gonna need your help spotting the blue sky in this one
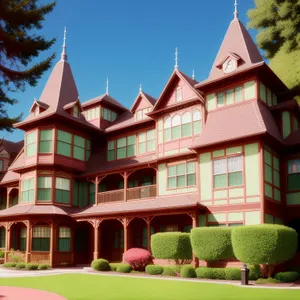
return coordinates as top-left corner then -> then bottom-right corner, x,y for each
4,0 -> 261,142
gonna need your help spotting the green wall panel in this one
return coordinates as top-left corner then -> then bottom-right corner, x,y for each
282,111 -> 291,138
200,153 -> 212,200
245,143 -> 259,196
287,192 -> 300,205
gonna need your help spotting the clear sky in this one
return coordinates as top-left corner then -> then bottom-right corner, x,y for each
4,0 -> 261,142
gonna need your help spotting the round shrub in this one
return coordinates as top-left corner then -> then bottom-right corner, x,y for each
191,227 -> 234,261
232,225 -> 298,265
15,262 -> 26,270
224,268 -> 241,280
116,263 -> 132,273
180,265 -> 196,278
91,258 -> 110,271
275,272 -> 300,282
146,265 -> 164,275
3,262 -> 16,268
162,267 -> 177,277
249,265 -> 261,280
123,248 -> 152,271
151,232 -> 192,260
25,263 -> 38,270
109,263 -> 118,271
38,264 -> 50,270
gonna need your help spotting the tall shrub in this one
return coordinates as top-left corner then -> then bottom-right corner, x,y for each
190,227 -> 234,261
151,232 -> 192,264
232,225 -> 298,277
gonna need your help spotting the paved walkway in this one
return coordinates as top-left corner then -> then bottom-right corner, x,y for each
0,286 -> 66,299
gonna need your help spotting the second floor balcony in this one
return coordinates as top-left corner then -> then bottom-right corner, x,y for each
97,168 -> 156,204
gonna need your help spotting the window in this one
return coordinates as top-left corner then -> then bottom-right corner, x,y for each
86,140 -> 91,161
73,105 -> 79,118
217,92 -> 224,106
138,129 -> 156,154
20,227 -> 26,251
73,135 -> 85,161
213,155 -> 243,188
135,107 -> 151,121
32,226 -> 50,251
21,178 -> 35,202
0,160 -> 3,171
107,140 -> 115,161
85,107 -> 100,120
111,135 -> 136,160
0,227 -> 5,248
164,116 -> 171,142
25,131 -> 37,156
288,159 -> 300,191
175,87 -> 182,102
37,177 -> 52,202
182,112 -> 192,137
57,130 -> 72,157
89,183 -> 95,205
259,82 -> 277,106
167,161 -> 196,188
193,110 -> 202,134
171,115 -> 181,139
55,177 -> 70,204
39,130 -> 52,153
102,108 -> 118,122
264,148 -> 280,200
114,229 -> 124,249
58,227 -> 71,252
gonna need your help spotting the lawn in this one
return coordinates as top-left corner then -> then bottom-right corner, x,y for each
0,274 -> 300,300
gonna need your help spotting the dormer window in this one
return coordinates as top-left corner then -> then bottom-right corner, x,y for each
223,58 -> 237,73
34,106 -> 39,117
175,87 -> 182,102
73,105 -> 79,118
135,107 -> 151,121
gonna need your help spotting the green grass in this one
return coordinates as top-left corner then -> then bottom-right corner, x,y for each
0,274 -> 300,300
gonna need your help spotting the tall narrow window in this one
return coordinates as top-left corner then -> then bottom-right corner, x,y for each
55,177 -> 70,204
21,178 -> 35,203
117,137 -> 126,159
108,141 -> 115,161
164,116 -> 171,142
138,132 -> 146,154
288,159 -> 300,191
0,227 -> 5,248
57,130 -> 72,157
73,105 -> 79,118
86,140 -> 91,161
193,110 -> 202,134
58,227 -> 71,252
32,226 -> 50,251
226,89 -> 234,104
138,130 -> 156,154
167,162 -> 196,188
175,87 -> 182,102
181,112 -> 192,137
39,130 -> 52,153
25,131 -> 37,156
73,135 -> 85,161
235,86 -> 243,102
171,115 -> 181,139
19,227 -> 26,251
0,160 -> 3,171
217,92 -> 225,106
37,177 -> 52,202
89,183 -> 95,205
260,83 -> 266,103
127,135 -> 136,157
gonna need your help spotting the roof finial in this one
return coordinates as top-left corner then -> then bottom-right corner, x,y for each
192,70 -> 195,80
61,27 -> 67,61
174,47 -> 178,70
139,84 -> 142,93
234,0 -> 238,19
106,77 -> 109,95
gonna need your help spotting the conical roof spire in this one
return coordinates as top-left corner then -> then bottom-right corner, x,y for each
234,0 -> 238,19
174,47 -> 178,70
61,27 -> 67,61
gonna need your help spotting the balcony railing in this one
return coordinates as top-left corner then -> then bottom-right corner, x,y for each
97,185 -> 157,204
127,185 -> 156,201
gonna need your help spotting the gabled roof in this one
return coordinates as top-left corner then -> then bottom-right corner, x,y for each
30,100 -> 49,112
191,100 -> 282,149
152,69 -> 203,112
63,98 -> 83,112
198,18 -> 264,86
0,139 -> 23,155
81,94 -> 128,112
0,170 -> 20,185
130,91 -> 156,112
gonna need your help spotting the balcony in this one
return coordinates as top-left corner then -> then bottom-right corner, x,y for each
97,185 -> 157,204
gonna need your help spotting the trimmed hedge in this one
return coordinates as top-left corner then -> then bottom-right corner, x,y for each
231,225 -> 298,265
195,267 -> 225,280
151,232 -> 192,260
3,262 -> 17,268
224,268 -> 241,280
109,263 -> 119,271
191,228 -> 234,261
145,265 -> 164,275
275,272 -> 300,283
256,277 -> 280,284
15,262 -> 26,270
180,265 -> 196,278
123,248 -> 152,271
91,259 -> 110,271
38,264 -> 50,270
249,265 -> 261,280
116,263 -> 132,273
25,263 -> 39,270
162,267 -> 177,277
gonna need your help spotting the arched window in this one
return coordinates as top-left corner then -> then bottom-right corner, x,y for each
164,116 -> 172,142
193,110 -> 202,134
175,87 -> 182,102
171,115 -> 181,139
181,112 -> 192,137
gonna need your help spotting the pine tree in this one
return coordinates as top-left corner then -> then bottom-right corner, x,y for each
0,0 -> 56,132
248,0 -> 300,91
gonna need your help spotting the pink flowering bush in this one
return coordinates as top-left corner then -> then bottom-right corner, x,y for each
123,248 -> 153,271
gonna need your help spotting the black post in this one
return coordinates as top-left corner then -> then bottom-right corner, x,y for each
241,263 -> 249,285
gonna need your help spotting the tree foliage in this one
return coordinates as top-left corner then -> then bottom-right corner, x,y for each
0,0 -> 56,131
248,0 -> 300,91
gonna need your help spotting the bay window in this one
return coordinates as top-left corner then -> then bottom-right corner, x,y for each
25,131 -> 37,156
167,161 -> 196,188
57,130 -> 72,157
32,226 -> 50,251
73,135 -> 85,161
39,129 -> 52,153
37,177 -> 52,201
21,178 -> 35,203
58,227 -> 71,252
55,177 -> 70,204
213,155 -> 243,188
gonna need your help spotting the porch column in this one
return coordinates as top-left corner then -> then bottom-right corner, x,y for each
93,221 -> 99,261
26,221 -> 31,263
6,188 -> 10,209
49,223 -> 55,267
147,217 -> 151,252
4,223 -> 11,262
124,172 -> 128,202
123,218 -> 128,254
95,177 -> 99,205
192,213 -> 199,268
